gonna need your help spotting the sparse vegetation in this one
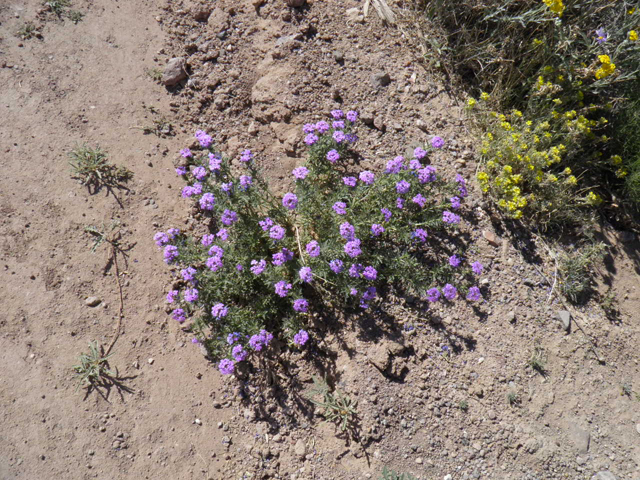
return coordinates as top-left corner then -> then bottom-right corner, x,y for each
17,22 -> 38,40
558,241 -> 606,303
73,341 -> 115,390
69,144 -> 132,191
44,0 -> 71,17
507,391 -> 520,407
379,467 -> 417,480
145,67 -> 163,82
304,376 -> 358,433
67,10 -> 84,24
622,382 -> 633,397
458,399 -> 469,412
528,346 -> 547,375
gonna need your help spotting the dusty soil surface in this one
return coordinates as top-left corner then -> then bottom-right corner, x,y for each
1,0 -> 640,480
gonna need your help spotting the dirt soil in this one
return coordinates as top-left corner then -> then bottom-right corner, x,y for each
1,1 -> 640,480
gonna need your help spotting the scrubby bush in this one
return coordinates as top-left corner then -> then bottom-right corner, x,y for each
155,112 -> 485,375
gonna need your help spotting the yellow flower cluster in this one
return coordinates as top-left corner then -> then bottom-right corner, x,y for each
595,55 -> 616,80
630,30 -> 638,41
543,0 -> 564,17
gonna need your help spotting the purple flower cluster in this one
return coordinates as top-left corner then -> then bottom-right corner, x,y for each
166,290 -> 179,303
199,192 -> 216,211
316,121 -> 329,134
182,183 -> 203,198
272,248 -> 294,266
467,286 -> 482,301
340,222 -> 355,241
346,110 -> 358,122
450,196 -> 461,210
208,153 -> 221,171
239,175 -> 252,190
385,156 -> 405,174
396,180 -> 410,194
293,298 -> 309,313
362,266 -> 377,281
427,288 -> 440,302
282,192 -> 298,210
192,166 -> 207,181
249,330 -> 273,351
417,166 -> 437,184
221,182 -> 233,194
443,283 -> 457,300
293,166 -> 309,180
259,217 -> 273,231
250,259 -> 267,275
221,209 -> 238,226
371,224 -> 385,236
164,245 -> 179,264
195,130 -> 212,148
344,238 -> 362,258
442,211 -> 461,224
299,266 -> 313,283
359,171 -> 375,185
269,225 -> 285,241
396,198 -> 405,209
414,147 -> 427,159
240,150 -> 253,163
381,208 -> 392,222
293,329 -> 309,346
202,234 -> 215,246
180,148 -> 192,158
181,266 -> 197,283
217,228 -> 229,241
172,308 -> 186,323
218,359 -> 235,375
154,232 -> 169,247
176,166 -> 187,176
456,174 -> 468,197
333,201 -> 347,215
329,259 -> 344,273
472,261 -> 483,275
211,302 -> 228,318
449,254 -> 461,268
274,280 -> 292,297
305,133 -> 319,145
327,149 -> 340,163
232,345 -> 247,361
331,109 -> 344,119
412,194 -> 427,208
413,228 -> 428,242
343,176 -> 357,187
349,263 -> 364,278
431,136 -> 445,149
306,241 -> 320,257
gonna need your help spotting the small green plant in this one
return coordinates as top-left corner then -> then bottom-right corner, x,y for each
17,22 -> 38,40
73,341 -> 115,390
69,144 -> 132,191
132,117 -> 173,137
66,10 -> 84,23
458,399 -> 469,412
45,0 -> 71,16
507,391 -> 520,407
528,346 -> 547,375
304,376 -> 358,433
145,67 -> 163,82
558,242 -> 606,303
622,382 -> 633,397
379,467 -> 417,480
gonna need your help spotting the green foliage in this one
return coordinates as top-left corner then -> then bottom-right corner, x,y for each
558,241 -> 606,303
17,22 -> 38,40
145,67 -> 164,82
304,376 -> 358,433
528,345 -> 547,375
379,467 -> 417,480
45,0 -> 71,16
622,382 -> 633,397
458,399 -> 469,412
69,144 -> 132,190
73,341 -> 115,390
67,10 -> 84,23
507,391 -> 520,407
160,117 -> 482,366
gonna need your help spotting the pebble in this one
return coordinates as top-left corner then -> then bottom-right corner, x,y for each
162,57 -> 187,86
415,457 -> 423,464
371,71 -> 391,88
195,418 -> 202,425
482,230 -> 501,247
557,310 -> 571,332
148,358 -> 154,365
294,439 -> 306,459
591,472 -> 617,480
333,51 -> 344,63
506,310 -> 516,323
487,410 -> 497,420
636,424 -> 640,435
444,475 -> 453,480
85,296 -> 101,307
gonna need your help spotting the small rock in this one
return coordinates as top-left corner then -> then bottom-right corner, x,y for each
444,475 -> 453,480
112,440 -> 121,449
482,230 -> 501,247
285,0 -> 306,6
523,278 -> 535,287
333,51 -> 344,63
162,58 -> 187,87
192,6 -> 211,21
415,457 -> 423,464
243,409 -> 256,422
557,310 -> 571,332
636,424 -> 640,435
148,358 -> 154,365
524,437 -> 541,454
569,424 -> 590,454
506,310 -> 516,323
371,71 -> 391,88
195,419 -> 202,425
85,297 -> 101,307
294,439 -> 306,459
487,410 -> 497,420
591,472 -> 617,480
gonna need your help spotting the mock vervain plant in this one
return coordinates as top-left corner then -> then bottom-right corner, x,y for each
155,110 -> 485,375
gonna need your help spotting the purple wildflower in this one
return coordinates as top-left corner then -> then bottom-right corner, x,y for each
166,290 -> 179,303
396,198 -> 405,209
339,222 -> 355,241
412,194 -> 427,208
315,121 -> 330,134
184,288 -> 199,302
359,171 -> 375,185
211,303 -> 228,318
362,286 -> 377,301
299,266 -> 313,283
192,166 -> 207,181
413,228 -> 428,242
172,308 -> 186,323
221,209 -> 238,226
344,238 -> 362,258
176,166 -> 187,176
329,259 -> 344,273
282,192 -> 298,210
154,232 -> 169,247
199,192 -> 216,211
306,240 -> 320,257
333,131 -> 346,143
239,175 -> 252,190
333,201 -> 347,215
303,123 -> 316,134
332,120 -> 345,130
208,245 -> 224,258
236,264 -> 243,271
396,180 -> 410,194
293,330 -> 309,346
221,182 -> 233,193
350,288 -> 358,296
467,286 -> 482,301
331,109 -> 344,119
346,110 -> 358,122
442,211 -> 461,224
250,259 -> 267,275
431,136 -> 445,149
293,166 -> 309,180
326,149 -> 340,163
414,147 -> 427,159
362,266 -> 377,281
381,208 -> 392,222
195,130 -> 212,148
164,245 -> 179,264
293,298 -> 309,313
385,156 -> 404,174
201,234 -> 215,246
349,263 -> 364,278
269,225 -> 285,241
443,283 -> 457,301
417,166 -> 437,183
208,153 -> 222,171
206,256 -> 223,272
472,261 -> 483,275
409,159 -> 423,170
426,288 -> 440,303
217,228 -> 229,241
218,359 -> 235,375
274,281 -> 292,297
450,196 -> 461,210
232,345 -> 247,362
167,228 -> 180,239
343,176 -> 357,187
181,185 -> 197,198
595,27 -> 608,44
305,133 -> 319,145
240,150 -> 253,163
449,254 -> 461,268
180,148 -> 192,158
371,224 -> 385,236
181,266 -> 197,283
259,217 -> 274,232
227,332 -> 241,345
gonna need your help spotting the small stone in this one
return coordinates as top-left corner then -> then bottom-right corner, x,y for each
85,297 -> 101,307
415,457 -> 423,464
243,409 -> 256,422
524,437 -> 541,454
333,51 -> 344,63
523,278 -> 535,287
371,71 -> 391,88
591,472 -> 617,480
99,426 -> 106,432
162,58 -> 187,87
192,6 -> 211,21
636,424 -> 640,435
112,440 -> 121,449
444,475 -> 453,480
557,310 -> 571,332
294,439 -> 306,459
569,424 -> 590,454
482,230 -> 501,247
285,0 -> 306,6
148,358 -> 154,365
487,410 -> 497,420
506,310 -> 516,323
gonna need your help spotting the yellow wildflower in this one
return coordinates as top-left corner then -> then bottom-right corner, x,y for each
611,155 -> 623,165
616,168 -> 628,178
630,30 -> 638,41
467,98 -> 477,107
566,175 -> 577,185
480,92 -> 490,101
586,191 -> 602,205
563,167 -> 572,175
595,55 -> 616,79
